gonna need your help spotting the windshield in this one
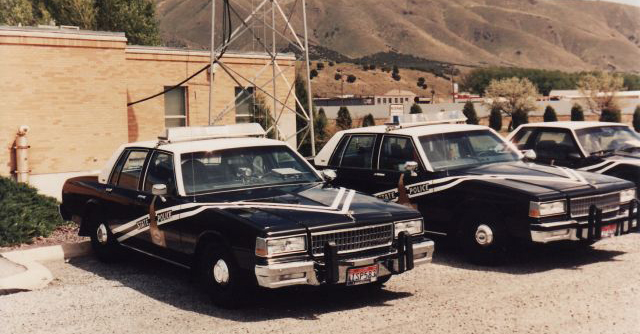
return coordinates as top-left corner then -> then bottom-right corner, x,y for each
181,145 -> 321,195
575,126 -> 640,155
419,130 -> 520,171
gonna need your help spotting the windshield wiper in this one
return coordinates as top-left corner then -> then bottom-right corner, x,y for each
590,149 -> 615,157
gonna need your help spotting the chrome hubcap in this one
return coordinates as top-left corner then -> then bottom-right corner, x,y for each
475,224 -> 494,246
96,224 -> 108,245
213,259 -> 230,285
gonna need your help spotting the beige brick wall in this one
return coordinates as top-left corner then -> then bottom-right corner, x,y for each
0,29 -> 128,176
0,28 -> 297,178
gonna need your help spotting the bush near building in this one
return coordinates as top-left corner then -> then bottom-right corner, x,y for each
571,103 -> 585,121
336,106 -> 353,130
462,101 -> 479,125
489,106 -> 502,132
362,113 -> 376,127
634,105 -> 640,132
543,105 -> 558,122
0,176 -> 65,247
410,103 -> 423,114
600,107 -> 621,123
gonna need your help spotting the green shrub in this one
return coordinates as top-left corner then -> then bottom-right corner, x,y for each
361,113 -> 376,127
410,103 -> 423,114
489,106 -> 502,132
543,105 -> 558,122
570,103 -> 584,121
462,101 -> 479,125
510,109 -> 529,131
336,106 -> 353,130
600,107 -> 621,122
0,176 -> 65,246
633,105 -> 640,132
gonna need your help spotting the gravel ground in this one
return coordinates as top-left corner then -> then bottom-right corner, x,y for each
2,234 -> 640,334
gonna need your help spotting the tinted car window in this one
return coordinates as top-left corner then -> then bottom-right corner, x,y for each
379,136 -> 417,171
117,150 -> 148,190
511,128 -> 535,149
143,151 -> 176,195
328,135 -> 350,167
575,126 -> 640,154
533,130 -> 578,160
340,135 -> 376,169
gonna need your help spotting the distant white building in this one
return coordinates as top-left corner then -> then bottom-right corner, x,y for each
549,90 -> 640,101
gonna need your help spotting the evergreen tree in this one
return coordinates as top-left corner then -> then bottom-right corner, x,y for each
489,106 -> 502,132
96,0 -> 161,45
634,105 -> 640,132
410,103 -> 423,114
315,108 -> 328,149
295,75 -> 316,155
543,105 -> 558,122
570,103 -> 585,121
336,106 -> 352,130
310,69 -> 318,79
361,113 -> 375,127
510,109 -> 529,131
346,74 -> 357,83
462,101 -> 479,124
600,107 -> 621,123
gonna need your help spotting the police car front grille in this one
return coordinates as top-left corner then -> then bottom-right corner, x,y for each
310,224 -> 393,256
570,192 -> 621,218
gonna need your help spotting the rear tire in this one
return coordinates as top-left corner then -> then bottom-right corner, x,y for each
197,243 -> 250,308
460,215 -> 508,265
88,213 -> 122,263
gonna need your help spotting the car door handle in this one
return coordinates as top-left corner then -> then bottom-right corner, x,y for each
137,194 -> 147,200
374,173 -> 385,177
105,187 -> 113,193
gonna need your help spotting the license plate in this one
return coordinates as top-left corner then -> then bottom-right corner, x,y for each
346,264 -> 379,286
601,224 -> 617,238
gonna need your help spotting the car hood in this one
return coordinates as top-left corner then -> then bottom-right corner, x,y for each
192,183 -> 420,233
457,161 -> 632,199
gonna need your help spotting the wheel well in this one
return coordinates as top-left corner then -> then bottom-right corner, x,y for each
193,232 -> 229,267
454,201 -> 504,236
78,200 -> 100,236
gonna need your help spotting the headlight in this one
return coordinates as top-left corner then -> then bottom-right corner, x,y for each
394,219 -> 423,237
529,200 -> 566,218
255,236 -> 306,257
620,189 -> 636,203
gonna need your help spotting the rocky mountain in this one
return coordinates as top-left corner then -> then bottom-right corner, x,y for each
155,0 -> 640,72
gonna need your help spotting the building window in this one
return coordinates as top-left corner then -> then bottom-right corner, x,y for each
164,86 -> 187,128
383,98 -> 387,104
377,98 -> 381,104
394,98 -> 399,103
235,86 -> 255,123
405,97 -> 409,102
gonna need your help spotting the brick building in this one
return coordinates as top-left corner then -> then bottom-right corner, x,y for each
0,26 -> 296,196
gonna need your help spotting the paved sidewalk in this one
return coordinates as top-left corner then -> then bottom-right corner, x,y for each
0,256 -> 25,278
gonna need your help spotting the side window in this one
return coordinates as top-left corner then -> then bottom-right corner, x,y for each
379,136 -> 418,171
328,135 -> 350,167
143,152 -> 176,195
511,128 -> 535,150
340,135 -> 376,169
116,150 -> 149,190
109,151 -> 129,185
533,130 -> 578,160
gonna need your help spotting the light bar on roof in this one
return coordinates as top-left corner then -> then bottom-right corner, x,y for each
387,111 -> 467,130
158,123 -> 266,142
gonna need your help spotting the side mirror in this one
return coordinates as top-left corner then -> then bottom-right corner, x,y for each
152,184 -> 167,196
404,161 -> 418,177
568,152 -> 581,160
321,169 -> 337,182
522,150 -> 537,161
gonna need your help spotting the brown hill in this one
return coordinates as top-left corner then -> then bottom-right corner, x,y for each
155,0 -> 640,73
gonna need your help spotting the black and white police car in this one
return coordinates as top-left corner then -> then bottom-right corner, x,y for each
313,113 -> 638,264
508,121 -> 640,188
59,124 -> 434,307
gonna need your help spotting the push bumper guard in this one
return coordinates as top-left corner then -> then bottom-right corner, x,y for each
255,233 -> 434,289
531,201 -> 640,244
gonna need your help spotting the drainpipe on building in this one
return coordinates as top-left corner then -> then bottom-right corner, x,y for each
14,125 -> 30,183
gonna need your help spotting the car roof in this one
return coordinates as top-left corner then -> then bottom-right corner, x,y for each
517,121 -> 628,130
337,123 -> 489,137
122,137 -> 288,154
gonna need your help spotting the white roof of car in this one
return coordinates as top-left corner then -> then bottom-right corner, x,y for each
123,137 -> 286,154
517,121 -> 627,130
337,123 -> 489,137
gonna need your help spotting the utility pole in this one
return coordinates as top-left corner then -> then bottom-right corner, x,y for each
208,0 -> 216,125
450,65 -> 456,103
271,0 -> 278,139
302,0 -> 315,155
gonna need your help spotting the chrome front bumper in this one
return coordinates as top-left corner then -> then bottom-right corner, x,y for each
254,239 -> 435,289
531,212 -> 637,244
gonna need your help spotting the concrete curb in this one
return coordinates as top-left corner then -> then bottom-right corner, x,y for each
0,241 -> 92,293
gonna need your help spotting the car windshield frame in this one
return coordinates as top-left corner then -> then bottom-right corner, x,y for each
575,126 -> 640,155
180,145 -> 322,195
419,129 -> 521,171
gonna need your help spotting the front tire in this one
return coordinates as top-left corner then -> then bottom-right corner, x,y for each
460,217 -> 508,265
197,243 -> 250,308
